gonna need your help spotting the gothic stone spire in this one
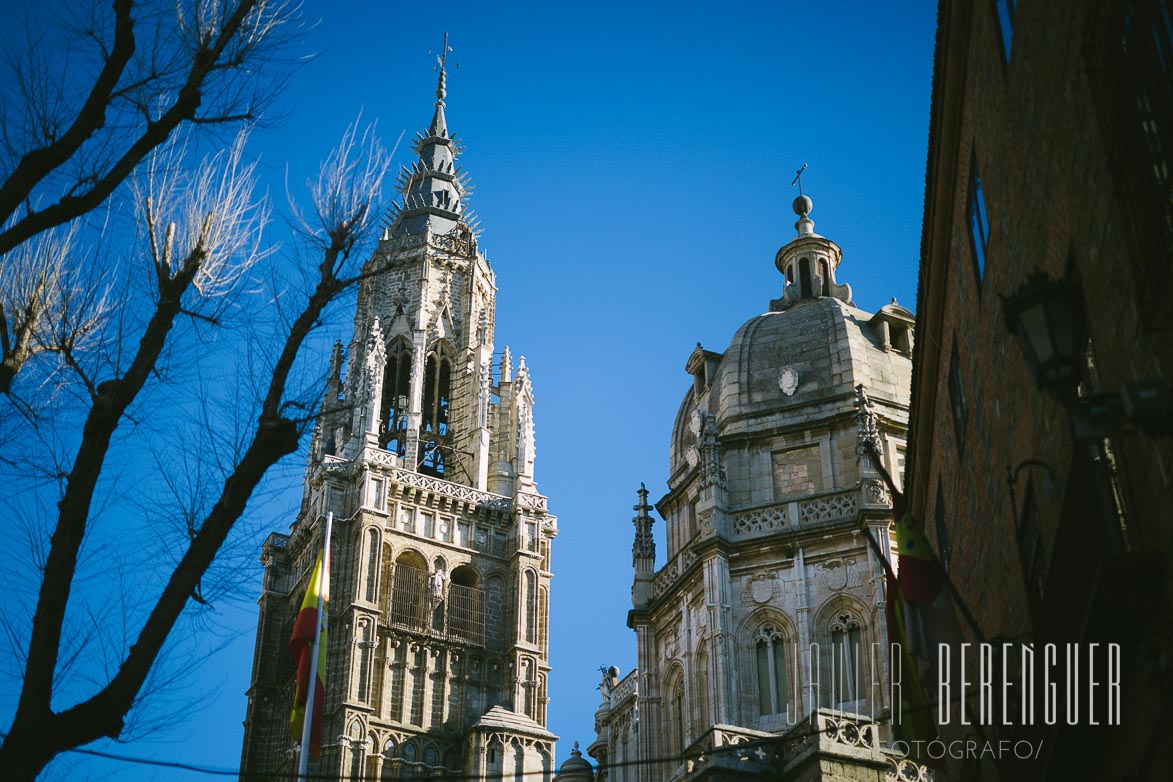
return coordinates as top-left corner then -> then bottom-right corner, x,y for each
384,34 -> 478,238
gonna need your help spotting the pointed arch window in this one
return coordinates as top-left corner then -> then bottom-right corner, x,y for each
364,529 -> 380,603
830,612 -> 863,704
755,623 -> 789,715
381,339 -> 412,456
390,552 -> 428,628
420,343 -> 452,476
402,742 -> 418,779
693,645 -> 709,736
449,566 -> 485,645
666,671 -> 685,753
524,570 -> 538,644
356,619 -> 373,703
381,739 -> 399,782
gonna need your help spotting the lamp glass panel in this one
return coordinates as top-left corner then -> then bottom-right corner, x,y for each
1018,301 -> 1055,366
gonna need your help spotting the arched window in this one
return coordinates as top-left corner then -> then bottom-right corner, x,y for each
401,741 -> 417,780
379,542 -> 394,613
364,529 -> 380,604
524,570 -> 538,644
450,566 -> 485,645
819,259 -> 830,296
388,641 -> 406,723
391,552 -> 428,628
522,657 -> 536,719
347,720 -> 365,782
667,671 -> 685,752
693,645 -> 709,736
799,258 -> 813,298
381,339 -> 412,456
356,619 -> 373,703
381,739 -> 399,782
486,738 -> 504,771
755,623 -> 789,715
538,585 -> 549,651
419,343 -> 452,476
830,612 -> 863,704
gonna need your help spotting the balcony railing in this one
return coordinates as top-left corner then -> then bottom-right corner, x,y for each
389,564 -> 428,628
448,583 -> 485,645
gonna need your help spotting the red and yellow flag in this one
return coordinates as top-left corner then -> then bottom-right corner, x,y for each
893,510 -> 947,605
864,444 -> 959,764
289,547 -> 328,758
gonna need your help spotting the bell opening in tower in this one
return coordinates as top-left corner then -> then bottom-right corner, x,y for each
381,338 -> 412,456
420,342 -> 453,476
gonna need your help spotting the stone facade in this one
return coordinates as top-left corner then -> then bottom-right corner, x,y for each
909,0 -> 1173,779
591,199 -> 926,782
239,65 -> 557,781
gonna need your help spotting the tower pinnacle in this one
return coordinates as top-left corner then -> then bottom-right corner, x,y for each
385,35 -> 479,239
429,33 -> 452,137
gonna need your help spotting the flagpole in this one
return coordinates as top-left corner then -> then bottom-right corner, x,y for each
298,511 -> 333,781
861,444 -> 987,642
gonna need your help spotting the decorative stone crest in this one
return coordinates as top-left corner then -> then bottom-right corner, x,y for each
743,572 -> 778,605
816,558 -> 857,592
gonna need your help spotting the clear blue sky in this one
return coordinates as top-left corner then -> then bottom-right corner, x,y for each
1,1 -> 937,778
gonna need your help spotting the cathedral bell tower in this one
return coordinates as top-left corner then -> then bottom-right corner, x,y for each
240,42 -> 558,782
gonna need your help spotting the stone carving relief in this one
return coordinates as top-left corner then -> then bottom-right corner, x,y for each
778,366 -> 799,396
698,415 -> 727,491
664,628 -> 679,661
741,572 -> 778,606
732,505 -> 787,536
854,384 -> 884,457
815,558 -> 858,593
862,478 -> 892,507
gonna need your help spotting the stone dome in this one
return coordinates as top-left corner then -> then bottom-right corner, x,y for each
671,296 -> 913,476
553,742 -> 594,782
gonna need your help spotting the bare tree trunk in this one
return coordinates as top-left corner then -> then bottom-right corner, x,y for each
0,2 -> 391,773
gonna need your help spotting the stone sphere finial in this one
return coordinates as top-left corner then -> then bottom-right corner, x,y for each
793,194 -> 813,218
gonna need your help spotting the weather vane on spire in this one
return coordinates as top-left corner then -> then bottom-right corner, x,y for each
430,33 -> 456,74
791,163 -> 809,196
428,33 -> 457,103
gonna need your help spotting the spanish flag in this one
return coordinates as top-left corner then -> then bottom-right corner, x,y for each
289,544 -> 328,758
864,443 -> 962,765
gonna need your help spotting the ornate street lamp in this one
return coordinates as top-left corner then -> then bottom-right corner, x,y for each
1002,271 -> 1172,437
1001,272 -> 1086,398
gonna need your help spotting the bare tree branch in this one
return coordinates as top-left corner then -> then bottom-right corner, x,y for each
0,110 -> 389,780
0,0 -> 300,257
